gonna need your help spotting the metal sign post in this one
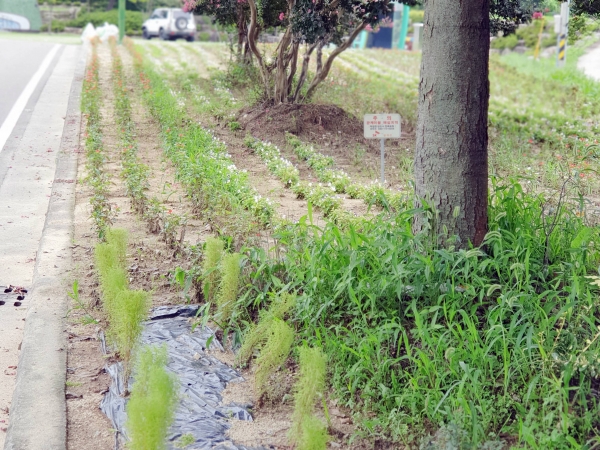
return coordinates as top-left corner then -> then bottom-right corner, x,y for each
364,114 -> 401,185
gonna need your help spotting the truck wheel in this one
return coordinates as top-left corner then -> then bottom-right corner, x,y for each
175,17 -> 188,30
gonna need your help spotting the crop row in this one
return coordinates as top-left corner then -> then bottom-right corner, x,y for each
125,39 -> 276,231
285,133 -> 406,211
81,39 -> 114,240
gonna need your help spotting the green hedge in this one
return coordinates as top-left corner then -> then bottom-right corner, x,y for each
67,10 -> 143,34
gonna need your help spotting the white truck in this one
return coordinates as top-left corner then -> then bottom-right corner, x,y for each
142,8 -> 197,41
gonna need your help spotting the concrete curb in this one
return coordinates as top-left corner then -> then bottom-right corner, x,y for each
4,46 -> 85,450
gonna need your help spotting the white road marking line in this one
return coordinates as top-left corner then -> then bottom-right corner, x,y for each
0,44 -> 61,154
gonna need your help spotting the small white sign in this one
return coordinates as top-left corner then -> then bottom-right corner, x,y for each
364,114 -> 401,139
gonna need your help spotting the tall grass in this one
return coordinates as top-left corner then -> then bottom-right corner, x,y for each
241,178 -> 600,446
126,345 -> 177,450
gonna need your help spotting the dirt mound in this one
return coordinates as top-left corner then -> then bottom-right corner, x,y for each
239,103 -> 380,153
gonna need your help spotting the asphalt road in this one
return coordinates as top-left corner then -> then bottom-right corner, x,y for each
0,36 -> 83,449
0,39 -> 56,138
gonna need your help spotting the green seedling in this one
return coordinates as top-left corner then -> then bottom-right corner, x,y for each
290,346 -> 328,446
174,433 -> 195,448
126,345 -> 177,450
254,318 -> 294,396
202,237 -> 224,302
67,280 -> 99,324
109,289 -> 149,365
237,292 -> 296,366
215,252 -> 241,323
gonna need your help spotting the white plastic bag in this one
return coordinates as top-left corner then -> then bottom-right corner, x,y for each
81,22 -> 97,42
96,22 -> 119,42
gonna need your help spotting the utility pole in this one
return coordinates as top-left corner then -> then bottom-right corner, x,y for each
118,0 -> 125,44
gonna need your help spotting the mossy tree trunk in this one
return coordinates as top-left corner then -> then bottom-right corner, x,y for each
414,0 -> 490,247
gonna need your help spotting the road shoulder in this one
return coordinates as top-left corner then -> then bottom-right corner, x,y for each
4,45 -> 84,450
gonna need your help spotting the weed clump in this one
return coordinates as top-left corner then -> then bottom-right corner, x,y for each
126,345 -> 177,450
216,252 -> 241,323
202,237 -> 224,302
254,318 -> 294,396
290,346 -> 328,448
237,292 -> 296,366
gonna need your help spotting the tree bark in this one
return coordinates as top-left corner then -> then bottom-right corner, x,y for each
246,0 -> 269,94
414,0 -> 489,247
292,42 -> 318,102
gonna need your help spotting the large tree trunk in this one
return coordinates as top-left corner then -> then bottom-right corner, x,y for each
414,0 -> 490,247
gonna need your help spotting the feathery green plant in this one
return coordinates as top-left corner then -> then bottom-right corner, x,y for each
126,345 -> 177,450
111,289 -> 150,364
94,228 -> 149,368
94,242 -> 127,313
216,252 -> 241,323
237,292 -> 296,366
296,416 -> 329,450
106,228 -> 128,265
290,346 -> 328,447
254,318 -> 294,396
202,237 -> 224,302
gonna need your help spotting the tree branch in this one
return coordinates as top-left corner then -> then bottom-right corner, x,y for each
246,0 -> 269,90
292,41 -> 319,102
303,22 -> 366,100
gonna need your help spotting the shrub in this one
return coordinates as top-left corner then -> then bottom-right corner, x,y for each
68,10 -> 143,35
491,33 -> 518,50
216,252 -> 241,323
126,345 -> 177,450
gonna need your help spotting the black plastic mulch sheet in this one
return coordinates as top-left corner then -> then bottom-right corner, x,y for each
100,305 -> 263,450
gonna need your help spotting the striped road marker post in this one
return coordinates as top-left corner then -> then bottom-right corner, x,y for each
557,32 -> 567,66
556,2 -> 570,67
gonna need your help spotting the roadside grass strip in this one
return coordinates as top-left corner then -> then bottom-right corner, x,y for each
125,39 -> 275,227
82,38 -> 114,240
116,40 -> 600,446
